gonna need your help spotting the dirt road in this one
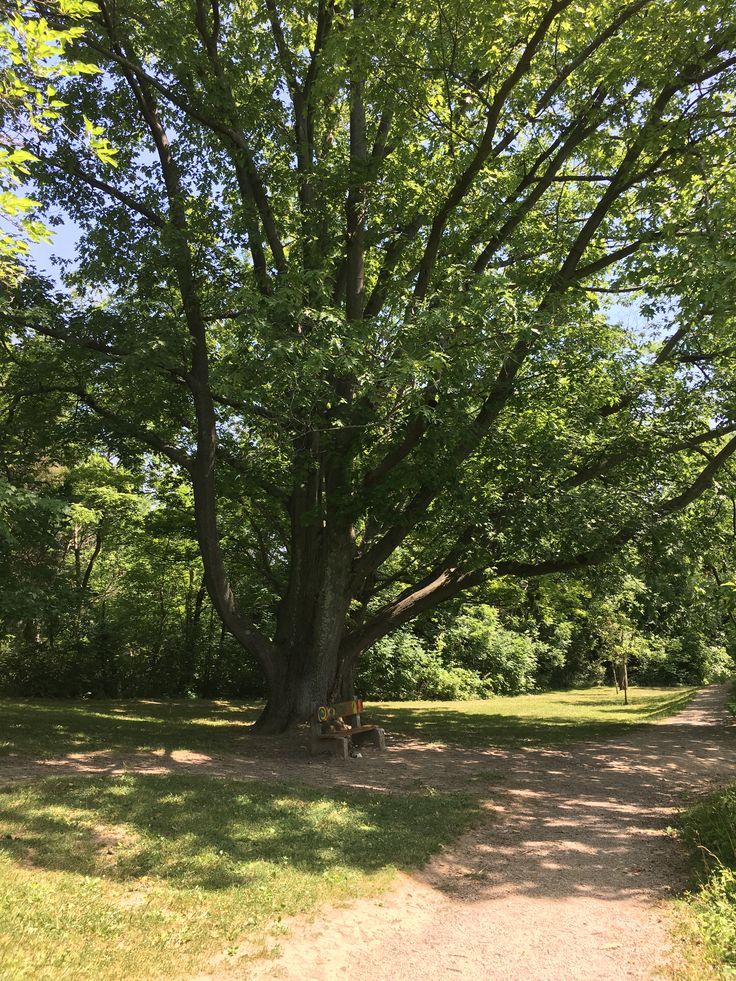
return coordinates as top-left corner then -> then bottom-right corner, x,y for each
247,685 -> 735,981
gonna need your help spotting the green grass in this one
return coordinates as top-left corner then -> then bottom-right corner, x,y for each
0,688 -> 702,977
674,782 -> 736,979
367,686 -> 697,748
0,686 -> 696,759
0,774 -> 479,979
0,697 -> 261,758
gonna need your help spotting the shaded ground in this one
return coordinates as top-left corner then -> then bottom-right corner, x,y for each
243,685 -> 735,981
0,774 -> 479,981
0,686 -> 732,979
0,687 -> 692,760
0,688 -> 701,797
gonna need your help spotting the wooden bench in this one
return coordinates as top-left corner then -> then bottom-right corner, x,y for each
310,698 -> 386,760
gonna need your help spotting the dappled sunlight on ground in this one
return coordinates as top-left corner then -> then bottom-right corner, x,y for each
0,687 -> 733,978
245,686 -> 736,981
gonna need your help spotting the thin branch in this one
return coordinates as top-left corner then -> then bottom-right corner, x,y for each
563,421 -> 736,490
32,150 -> 165,228
345,0 -> 367,322
413,0 -> 574,303
17,384 -> 193,469
82,33 -> 286,271
498,433 -> 736,578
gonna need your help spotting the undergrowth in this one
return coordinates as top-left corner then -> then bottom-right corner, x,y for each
675,699 -> 736,979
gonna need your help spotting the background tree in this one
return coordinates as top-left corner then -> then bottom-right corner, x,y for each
2,0 -> 736,729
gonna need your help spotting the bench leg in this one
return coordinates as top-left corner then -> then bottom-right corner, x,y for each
310,736 -> 349,760
351,728 -> 387,752
371,727 -> 386,751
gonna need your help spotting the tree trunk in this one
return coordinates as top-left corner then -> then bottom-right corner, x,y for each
256,564 -> 356,732
249,435 -> 360,733
253,652 -> 343,732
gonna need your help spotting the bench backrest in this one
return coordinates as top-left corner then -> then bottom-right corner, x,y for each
315,698 -> 363,724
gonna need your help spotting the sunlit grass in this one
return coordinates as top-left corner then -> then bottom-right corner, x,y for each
0,774 -> 479,979
366,686 -> 697,748
673,779 -> 736,979
0,686 -> 697,758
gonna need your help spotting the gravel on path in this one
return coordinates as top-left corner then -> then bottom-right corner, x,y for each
1,685 -> 733,980
245,685 -> 736,981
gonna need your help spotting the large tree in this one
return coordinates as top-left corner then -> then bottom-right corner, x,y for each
3,0 -> 736,729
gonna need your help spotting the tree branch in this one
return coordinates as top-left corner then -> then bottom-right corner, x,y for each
31,150 -> 165,228
412,0 -> 574,303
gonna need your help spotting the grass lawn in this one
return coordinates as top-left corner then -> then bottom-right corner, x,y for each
0,686 -> 701,978
0,697 -> 262,758
368,686 -> 697,748
0,686 -> 696,758
0,773 -> 479,979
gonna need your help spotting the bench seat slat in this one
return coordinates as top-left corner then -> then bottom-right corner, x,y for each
317,725 -> 379,739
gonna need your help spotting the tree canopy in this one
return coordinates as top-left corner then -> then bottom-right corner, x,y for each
0,0 -> 115,282
2,0 -> 736,728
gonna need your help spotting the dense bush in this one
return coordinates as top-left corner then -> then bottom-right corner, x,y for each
435,605 -> 538,696
632,638 -> 734,687
357,629 -> 492,701
0,631 -> 266,700
357,606 -> 539,701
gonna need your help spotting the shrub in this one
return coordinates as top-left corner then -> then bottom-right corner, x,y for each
357,629 -> 492,701
436,605 -> 538,695
679,781 -> 736,975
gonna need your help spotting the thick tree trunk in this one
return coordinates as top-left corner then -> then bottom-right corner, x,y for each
248,431 -> 360,733
253,650 -> 344,732
253,630 -> 363,733
255,534 -> 356,731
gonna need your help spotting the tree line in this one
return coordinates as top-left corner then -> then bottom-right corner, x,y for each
1,1 -> 736,723
1,452 -> 733,698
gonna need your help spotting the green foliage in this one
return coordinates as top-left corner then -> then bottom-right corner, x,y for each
0,446 -> 732,701
1,1 -> 736,718
0,455 -> 266,699
436,605 -> 538,695
678,780 -> 736,977
358,628 -> 492,701
358,605 -> 540,700
682,785 -> 736,873
0,1 -> 110,282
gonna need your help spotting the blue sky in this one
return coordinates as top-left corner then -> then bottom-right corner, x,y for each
29,214 -> 81,279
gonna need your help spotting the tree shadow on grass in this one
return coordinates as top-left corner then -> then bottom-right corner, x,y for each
0,699 -> 263,759
0,774 -> 479,891
368,708 -> 633,747
0,689 -> 696,762
0,689 -> 733,910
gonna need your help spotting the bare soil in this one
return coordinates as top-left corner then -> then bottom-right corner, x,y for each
1,685 -> 734,980
244,685 -> 735,981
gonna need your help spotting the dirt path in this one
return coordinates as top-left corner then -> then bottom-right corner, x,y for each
244,685 -> 736,981
0,687 -> 733,979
